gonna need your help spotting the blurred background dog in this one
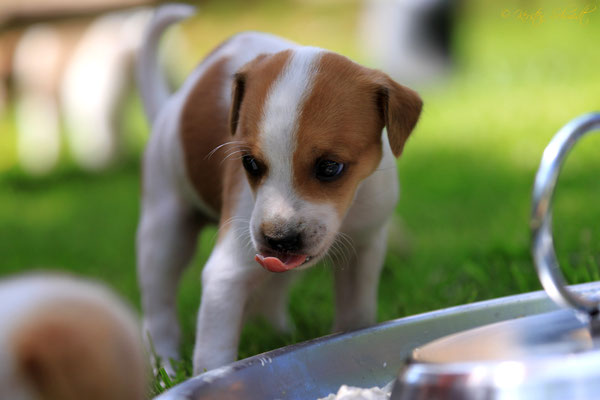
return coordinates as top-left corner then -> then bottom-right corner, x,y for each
0,274 -> 147,400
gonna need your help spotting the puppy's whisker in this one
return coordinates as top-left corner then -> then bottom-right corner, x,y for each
328,242 -> 345,269
328,250 -> 342,270
217,217 -> 240,232
223,148 -> 247,157
330,235 -> 353,268
232,227 -> 246,240
337,231 -> 355,247
223,155 -> 246,164
327,255 -> 335,269
327,252 -> 337,268
223,149 -> 249,158
235,221 -> 250,236
223,145 -> 249,154
232,223 -> 251,238
233,226 -> 254,252
228,221 -> 253,251
220,150 -> 248,165
212,219 -> 234,241
336,232 -> 357,261
213,217 -> 250,241
323,254 -> 334,269
205,141 -> 247,160
226,216 -> 250,225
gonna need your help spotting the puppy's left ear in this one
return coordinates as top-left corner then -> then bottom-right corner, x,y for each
229,72 -> 246,136
230,53 -> 270,135
375,74 -> 423,157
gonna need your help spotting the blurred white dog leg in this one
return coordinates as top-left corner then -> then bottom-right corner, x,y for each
15,94 -> 61,175
13,25 -> 64,175
61,10 -> 151,171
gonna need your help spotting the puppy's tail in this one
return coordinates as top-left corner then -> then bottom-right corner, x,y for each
136,3 -> 195,123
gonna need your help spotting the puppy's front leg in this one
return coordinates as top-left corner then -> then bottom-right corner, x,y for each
245,272 -> 297,334
332,226 -> 389,332
193,230 -> 266,374
137,192 -> 201,375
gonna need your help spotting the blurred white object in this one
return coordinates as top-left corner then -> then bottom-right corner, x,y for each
0,273 -> 146,400
359,0 -> 456,87
319,384 -> 392,400
11,8 -> 154,175
61,9 -> 151,171
13,24 -> 65,176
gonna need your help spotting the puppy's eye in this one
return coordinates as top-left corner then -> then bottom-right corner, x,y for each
315,159 -> 344,182
242,154 -> 263,176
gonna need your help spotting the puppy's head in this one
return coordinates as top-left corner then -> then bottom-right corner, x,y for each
230,48 -> 422,272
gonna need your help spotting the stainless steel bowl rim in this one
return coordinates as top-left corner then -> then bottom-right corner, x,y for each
398,348 -> 600,395
402,346 -> 600,376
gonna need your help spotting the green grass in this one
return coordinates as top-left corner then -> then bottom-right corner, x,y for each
1,0 -> 600,396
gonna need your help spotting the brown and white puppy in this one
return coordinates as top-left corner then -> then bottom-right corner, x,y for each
136,4 -> 422,375
0,274 -> 147,400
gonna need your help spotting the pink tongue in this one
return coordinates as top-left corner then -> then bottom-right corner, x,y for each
255,253 -> 308,273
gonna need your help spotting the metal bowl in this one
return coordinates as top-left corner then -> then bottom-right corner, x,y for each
155,283 -> 600,400
392,309 -> 600,400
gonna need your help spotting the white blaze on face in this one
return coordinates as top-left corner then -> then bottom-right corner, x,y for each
260,46 -> 322,191
250,47 -> 339,257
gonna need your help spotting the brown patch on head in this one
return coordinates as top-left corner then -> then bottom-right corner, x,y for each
293,52 -> 422,216
229,50 -> 292,192
180,51 -> 291,223
14,300 -> 146,400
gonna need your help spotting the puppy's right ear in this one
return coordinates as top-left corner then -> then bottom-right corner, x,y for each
229,72 -> 246,135
373,73 -> 423,157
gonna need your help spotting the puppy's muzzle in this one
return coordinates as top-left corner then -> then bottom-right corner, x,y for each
264,232 -> 302,253
255,225 -> 310,273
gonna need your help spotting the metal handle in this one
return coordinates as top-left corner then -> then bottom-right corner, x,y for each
531,112 -> 600,328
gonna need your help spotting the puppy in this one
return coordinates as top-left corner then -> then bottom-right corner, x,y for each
136,4 -> 422,375
0,274 -> 147,400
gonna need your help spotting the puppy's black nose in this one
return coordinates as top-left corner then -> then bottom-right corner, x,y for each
264,232 -> 302,253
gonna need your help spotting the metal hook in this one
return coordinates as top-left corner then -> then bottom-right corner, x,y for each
531,112 -> 600,332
